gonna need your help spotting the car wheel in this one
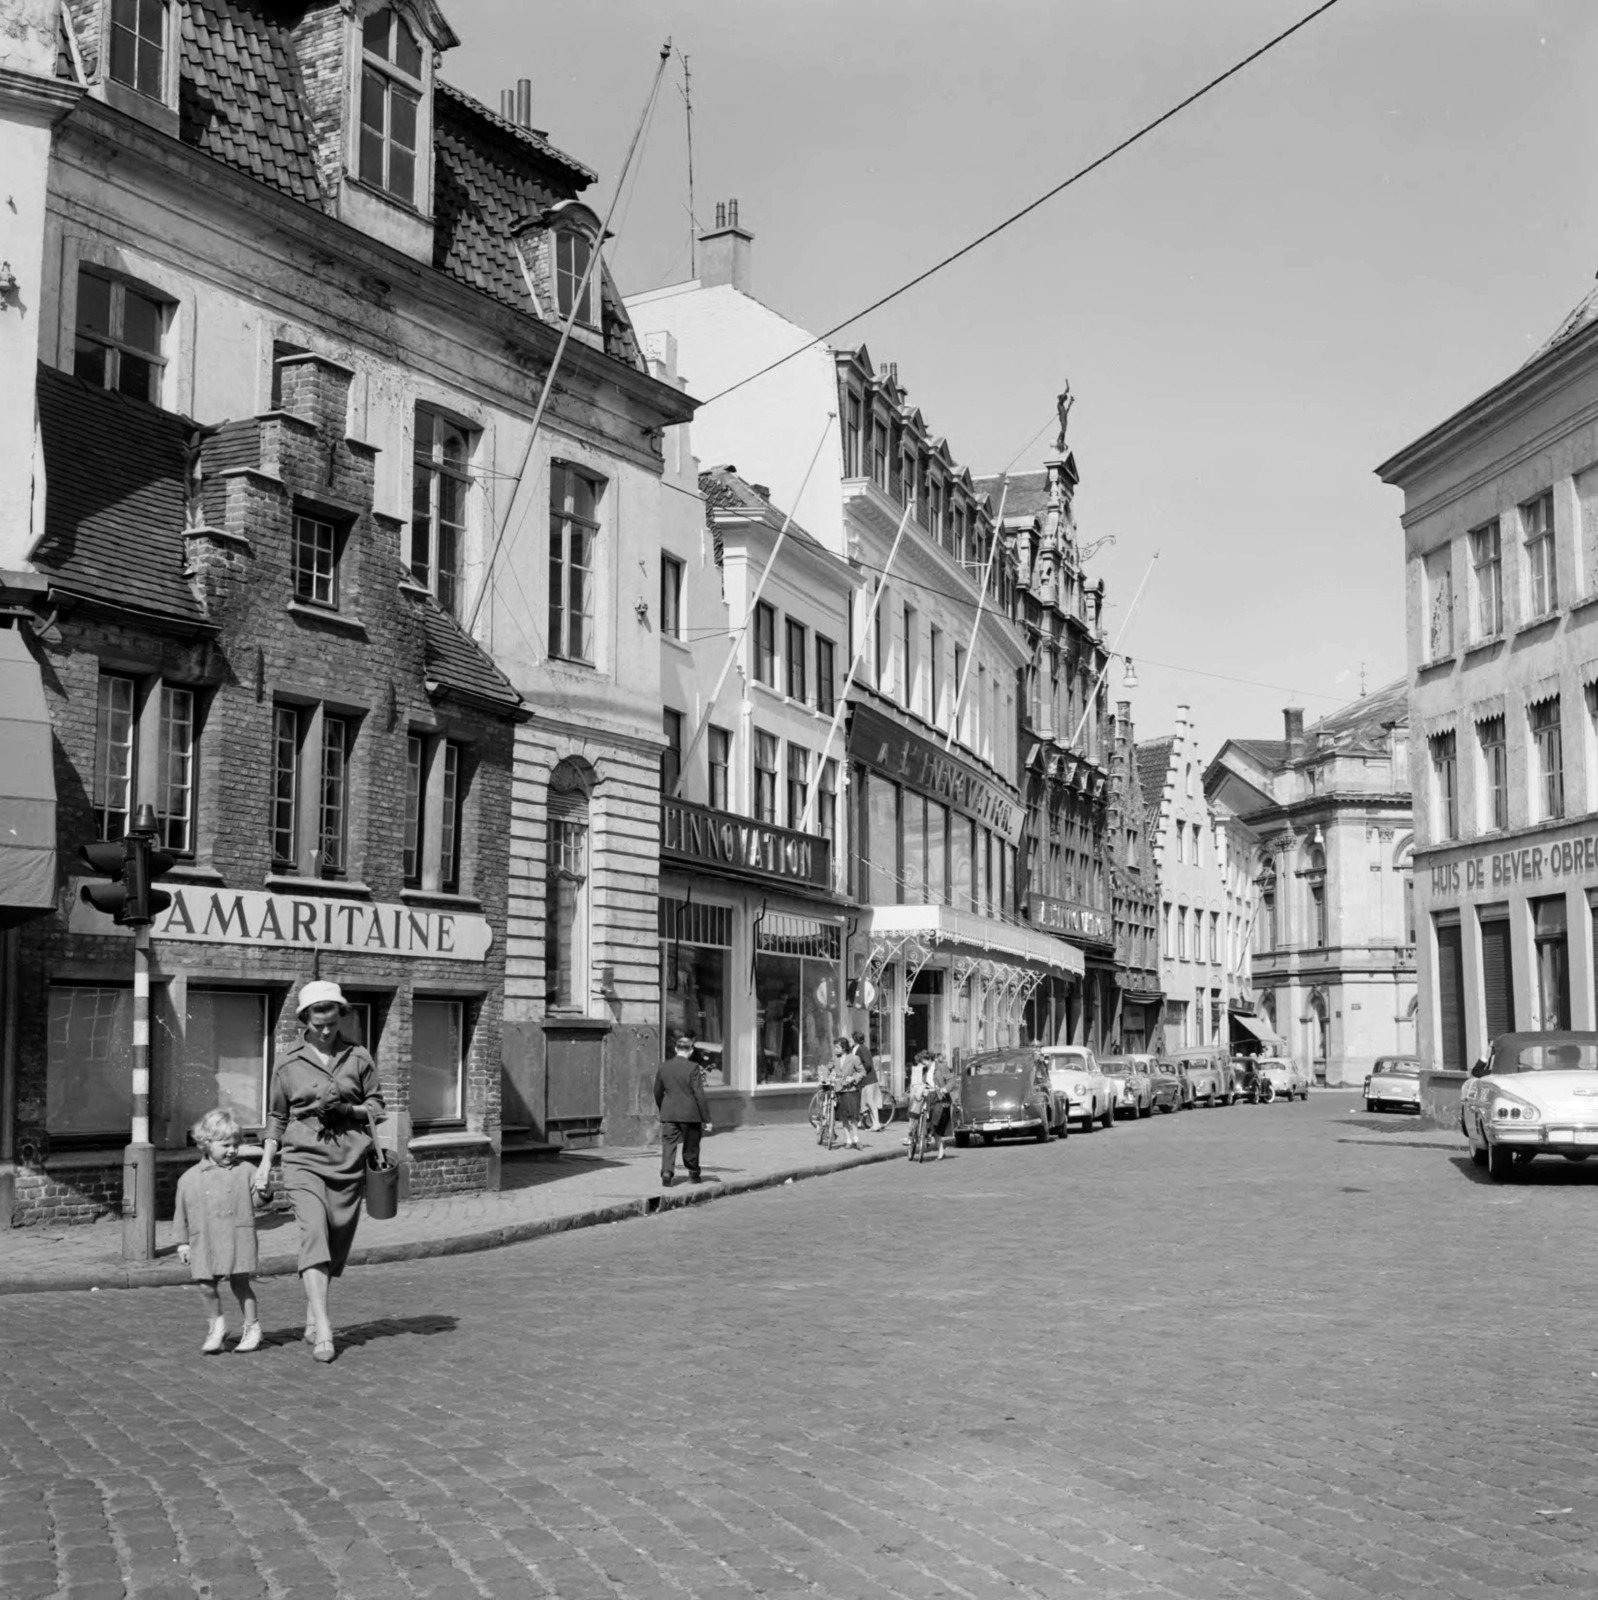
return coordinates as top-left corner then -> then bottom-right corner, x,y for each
954,1131 -> 971,1148
1469,1138 -> 1487,1167
1365,1099 -> 1376,1113
1034,1117 -> 1049,1143
1139,1100 -> 1152,1119
1101,1103 -> 1114,1130
1486,1141 -> 1519,1181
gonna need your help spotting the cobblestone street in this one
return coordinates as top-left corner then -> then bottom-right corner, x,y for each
5,1093 -> 1598,1599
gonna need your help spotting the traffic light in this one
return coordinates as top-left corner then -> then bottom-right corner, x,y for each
78,806 -> 174,926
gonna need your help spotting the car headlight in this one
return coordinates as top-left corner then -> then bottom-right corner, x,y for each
1071,1081 -> 1086,1096
1493,1095 -> 1541,1122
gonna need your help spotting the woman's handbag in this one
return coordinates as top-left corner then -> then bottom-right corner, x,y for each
363,1110 -> 399,1220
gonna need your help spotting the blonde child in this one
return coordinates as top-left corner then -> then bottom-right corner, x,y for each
173,1108 -> 263,1353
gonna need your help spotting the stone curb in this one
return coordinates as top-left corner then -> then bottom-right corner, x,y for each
0,1142 -> 904,1297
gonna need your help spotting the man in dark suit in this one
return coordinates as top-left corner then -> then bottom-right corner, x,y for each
655,1033 -> 713,1188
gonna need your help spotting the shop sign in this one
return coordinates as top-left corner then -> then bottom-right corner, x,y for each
661,798 -> 830,889
68,881 -> 493,961
1426,826 -> 1598,900
1027,894 -> 1113,945
849,703 -> 1024,845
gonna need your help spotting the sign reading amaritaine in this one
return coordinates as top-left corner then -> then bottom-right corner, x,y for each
661,798 -> 831,889
68,882 -> 493,961
849,704 -> 1025,846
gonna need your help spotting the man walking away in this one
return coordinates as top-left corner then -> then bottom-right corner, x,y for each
655,1034 -> 713,1188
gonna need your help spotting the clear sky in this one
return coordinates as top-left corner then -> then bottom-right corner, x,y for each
448,0 -> 1598,760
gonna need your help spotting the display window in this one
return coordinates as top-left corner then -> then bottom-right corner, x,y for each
754,914 -> 841,1087
660,897 -> 733,1087
174,988 -> 270,1141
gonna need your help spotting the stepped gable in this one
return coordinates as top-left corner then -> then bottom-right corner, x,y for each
32,366 -> 208,627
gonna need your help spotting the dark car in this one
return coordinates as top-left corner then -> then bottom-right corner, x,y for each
953,1048 -> 1058,1146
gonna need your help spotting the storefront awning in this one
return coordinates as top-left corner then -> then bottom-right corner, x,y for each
1231,1011 -> 1282,1048
862,904 -> 1085,977
0,625 -> 57,924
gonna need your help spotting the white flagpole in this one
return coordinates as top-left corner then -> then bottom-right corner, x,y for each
798,500 -> 916,836
673,414 -> 835,797
944,478 -> 1009,752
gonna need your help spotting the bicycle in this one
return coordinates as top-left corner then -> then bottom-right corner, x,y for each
814,1084 -> 837,1149
808,1089 -> 897,1130
906,1100 -> 932,1162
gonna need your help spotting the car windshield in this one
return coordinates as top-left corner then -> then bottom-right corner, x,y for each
1500,1042 -> 1598,1073
1372,1063 -> 1418,1079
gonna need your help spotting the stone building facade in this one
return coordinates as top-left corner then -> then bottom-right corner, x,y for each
1106,701 -> 1163,1052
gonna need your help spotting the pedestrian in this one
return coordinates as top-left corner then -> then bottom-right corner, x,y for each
907,1050 -> 952,1158
174,1108 -> 263,1354
827,1036 -> 867,1149
857,1034 -> 885,1131
655,1032 -> 713,1188
255,980 -> 386,1365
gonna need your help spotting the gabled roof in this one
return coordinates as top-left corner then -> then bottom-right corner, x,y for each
417,589 -> 524,715
1231,738 -> 1289,768
1305,677 -> 1408,750
975,469 -> 1048,521
31,367 -> 209,626
698,467 -> 832,562
1135,737 -> 1174,827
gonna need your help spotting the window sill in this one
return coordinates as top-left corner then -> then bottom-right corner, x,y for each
662,634 -> 692,655
408,1130 -> 490,1151
543,1013 -> 612,1034
164,864 -> 227,886
1572,593 -> 1598,616
263,875 -> 374,899
1515,613 -> 1561,637
399,889 -> 483,912
1462,635 -> 1505,660
1418,653 -> 1456,673
287,602 -> 368,637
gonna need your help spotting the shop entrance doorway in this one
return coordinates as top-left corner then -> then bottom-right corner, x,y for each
906,968 -> 944,1072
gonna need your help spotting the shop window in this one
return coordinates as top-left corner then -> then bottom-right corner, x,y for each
785,742 -> 809,830
1533,896 -> 1571,1032
753,602 -> 776,687
74,268 -> 168,404
866,773 -> 899,904
292,512 -> 341,608
46,985 -> 134,1138
754,914 -> 841,1087
411,408 -> 472,617
1477,716 -> 1507,833
708,726 -> 730,811
785,619 -> 807,703
903,792 -> 927,901
412,998 -> 466,1125
815,636 -> 836,717
1470,520 -> 1503,639
1522,491 -> 1557,617
662,708 -> 683,797
359,6 -> 423,204
555,229 -> 596,325
549,464 -> 601,665
660,897 -> 732,1088
1479,910 -> 1515,1040
751,730 -> 777,825
1429,731 -> 1457,840
545,762 -> 591,1012
927,800 -> 947,904
661,553 -> 684,641
1530,697 -> 1564,822
93,674 -> 200,853
175,989 -> 270,1142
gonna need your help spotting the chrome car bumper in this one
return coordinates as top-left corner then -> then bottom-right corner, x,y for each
964,1116 -> 1044,1133
1489,1124 -> 1598,1149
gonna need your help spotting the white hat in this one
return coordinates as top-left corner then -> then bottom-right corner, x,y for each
296,980 -> 349,1019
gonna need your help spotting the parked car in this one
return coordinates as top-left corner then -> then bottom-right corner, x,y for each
1174,1049 -> 1232,1107
1461,1031 -> 1598,1179
953,1049 -> 1059,1146
1254,1056 -> 1309,1101
1364,1055 -> 1421,1113
1040,1045 -> 1115,1129
1147,1056 -> 1186,1112
1100,1056 -> 1154,1118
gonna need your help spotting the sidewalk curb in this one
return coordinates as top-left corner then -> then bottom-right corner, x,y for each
0,1142 -> 904,1297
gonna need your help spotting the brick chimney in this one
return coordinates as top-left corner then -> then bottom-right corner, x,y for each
699,198 -> 753,293
1284,706 -> 1305,760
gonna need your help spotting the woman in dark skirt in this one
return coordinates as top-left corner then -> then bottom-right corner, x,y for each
256,980 -> 385,1364
828,1036 -> 866,1150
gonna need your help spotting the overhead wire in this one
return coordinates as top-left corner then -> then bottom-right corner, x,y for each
695,0 -> 1345,409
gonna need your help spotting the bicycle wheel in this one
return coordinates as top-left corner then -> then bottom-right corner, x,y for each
806,1089 -> 825,1128
907,1110 -> 923,1162
818,1097 -> 836,1149
876,1099 -> 897,1128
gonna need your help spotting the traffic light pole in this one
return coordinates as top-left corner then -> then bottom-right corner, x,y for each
122,920 -> 155,1263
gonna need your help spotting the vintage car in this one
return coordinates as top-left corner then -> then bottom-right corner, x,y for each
1173,1049 -> 1233,1107
1146,1056 -> 1187,1112
953,1049 -> 1061,1145
1099,1056 -> 1155,1118
1364,1055 -> 1421,1113
1252,1056 -> 1309,1101
1039,1045 -> 1115,1129
1461,1031 -> 1598,1179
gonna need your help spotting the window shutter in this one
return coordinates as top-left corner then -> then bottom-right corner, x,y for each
1479,916 -> 1515,1041
1436,923 -> 1467,1072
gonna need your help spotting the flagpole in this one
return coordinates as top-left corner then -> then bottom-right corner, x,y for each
944,479 -> 1009,752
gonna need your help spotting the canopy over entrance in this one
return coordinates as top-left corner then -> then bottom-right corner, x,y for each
1231,1010 -> 1282,1050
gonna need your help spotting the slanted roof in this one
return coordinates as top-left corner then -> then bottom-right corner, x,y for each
974,469 -> 1048,521
1305,677 -> 1408,751
1232,738 -> 1289,768
416,590 -> 524,716
32,366 -> 209,626
1135,737 -> 1174,827
698,466 -> 831,561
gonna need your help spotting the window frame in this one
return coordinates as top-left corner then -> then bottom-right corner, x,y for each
1478,715 -> 1507,834
1429,730 -> 1457,842
1523,492 -> 1558,618
1531,697 -> 1565,822
785,618 -> 808,703
815,636 -> 836,717
73,268 -> 168,405
1469,519 -> 1503,640
93,672 -> 202,858
107,0 -> 168,101
555,229 -> 598,327
411,407 -> 473,617
549,463 -> 602,666
357,4 -> 424,206
546,767 -> 592,1014
752,602 -> 777,688
292,511 -> 341,610
661,552 -> 684,641
662,707 -> 684,797
786,742 -> 809,831
753,730 -> 778,825
708,725 -> 730,811
410,996 -> 469,1129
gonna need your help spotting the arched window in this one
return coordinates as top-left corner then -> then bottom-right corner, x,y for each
546,760 -> 592,1013
360,6 -> 423,203
556,228 -> 596,325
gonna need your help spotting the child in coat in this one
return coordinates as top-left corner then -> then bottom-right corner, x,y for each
173,1108 -> 263,1353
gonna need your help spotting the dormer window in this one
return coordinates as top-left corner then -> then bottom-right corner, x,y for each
556,230 -> 596,325
360,6 -> 423,204
109,0 -> 166,99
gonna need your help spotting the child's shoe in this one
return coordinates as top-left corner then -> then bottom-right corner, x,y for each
201,1319 -> 227,1355
234,1322 -> 262,1353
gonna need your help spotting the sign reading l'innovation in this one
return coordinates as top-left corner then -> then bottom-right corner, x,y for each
661,798 -> 831,889
69,882 -> 493,961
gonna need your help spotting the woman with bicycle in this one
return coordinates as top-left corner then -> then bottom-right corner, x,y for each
908,1050 -> 951,1160
825,1037 -> 867,1150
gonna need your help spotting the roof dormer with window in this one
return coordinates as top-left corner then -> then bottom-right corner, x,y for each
511,201 -> 609,355
67,0 -> 182,137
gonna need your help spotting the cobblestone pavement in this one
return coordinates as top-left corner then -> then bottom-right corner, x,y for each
5,1092 -> 1597,1599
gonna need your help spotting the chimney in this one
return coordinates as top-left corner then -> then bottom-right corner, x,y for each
516,78 -> 532,128
1284,706 -> 1305,759
699,196 -> 754,293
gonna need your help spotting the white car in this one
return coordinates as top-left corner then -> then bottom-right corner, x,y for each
1462,1031 -> 1598,1180
1364,1056 -> 1421,1114
1254,1056 -> 1310,1101
1099,1056 -> 1154,1118
1040,1046 -> 1115,1130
